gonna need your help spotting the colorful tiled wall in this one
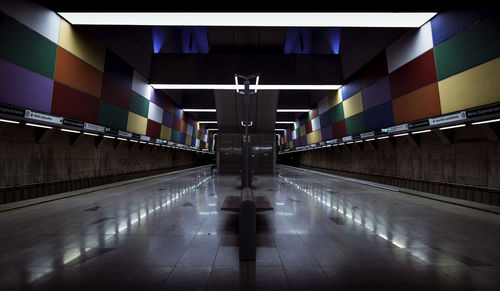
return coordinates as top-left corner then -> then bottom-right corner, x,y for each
0,7 -> 211,149
279,10 -> 500,151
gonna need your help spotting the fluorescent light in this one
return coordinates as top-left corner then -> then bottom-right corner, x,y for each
411,129 -> 431,135
365,138 -> 375,141
354,140 -> 362,143
393,133 -> 409,137
117,137 -> 127,141
471,118 -> 500,125
254,85 -> 341,90
198,121 -> 218,124
150,84 -> 341,90
182,109 -> 216,112
275,129 -> 286,131
377,136 -> 389,140
439,124 -> 465,130
275,121 -> 295,124
83,132 -> 98,136
277,109 -> 310,112
58,12 -> 436,28
0,118 -> 20,124
255,76 -> 260,93
103,135 -> 115,139
26,123 -> 52,129
234,76 -> 239,93
130,140 -> 138,143
60,128 -> 81,134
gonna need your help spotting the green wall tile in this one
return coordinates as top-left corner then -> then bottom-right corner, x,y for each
434,16 -> 500,81
98,100 -> 128,130
0,12 -> 57,79
330,103 -> 344,124
345,112 -> 365,136
172,129 -> 180,143
129,91 -> 149,118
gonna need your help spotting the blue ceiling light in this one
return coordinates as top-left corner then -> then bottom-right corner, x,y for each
182,27 -> 210,54
284,28 -> 311,54
326,28 -> 341,54
152,26 -> 168,53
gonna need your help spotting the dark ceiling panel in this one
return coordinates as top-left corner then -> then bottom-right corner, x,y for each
150,54 -> 342,84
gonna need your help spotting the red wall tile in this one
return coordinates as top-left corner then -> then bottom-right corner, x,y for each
51,81 -> 99,123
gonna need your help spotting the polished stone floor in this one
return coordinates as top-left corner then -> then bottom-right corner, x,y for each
1,165 -> 500,290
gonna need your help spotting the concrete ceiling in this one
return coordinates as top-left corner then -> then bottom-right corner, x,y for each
38,0 -> 475,133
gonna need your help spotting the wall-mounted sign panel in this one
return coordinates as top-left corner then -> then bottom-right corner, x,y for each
25,110 -> 62,124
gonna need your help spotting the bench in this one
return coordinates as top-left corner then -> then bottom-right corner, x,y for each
221,188 -> 273,260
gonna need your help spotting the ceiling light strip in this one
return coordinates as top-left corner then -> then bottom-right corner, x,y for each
58,12 -> 437,28
277,109 -> 310,112
150,84 -> 341,90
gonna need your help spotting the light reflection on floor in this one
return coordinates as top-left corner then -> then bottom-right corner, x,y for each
0,166 -> 499,290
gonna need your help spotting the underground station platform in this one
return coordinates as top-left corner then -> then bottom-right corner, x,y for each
1,0 -> 500,290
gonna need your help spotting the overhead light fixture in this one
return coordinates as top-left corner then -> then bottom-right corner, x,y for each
150,84 -> 341,90
275,121 -> 295,124
60,129 -> 81,134
0,118 -> 20,124
103,135 -> 115,139
182,109 -> 216,112
365,138 -> 375,142
275,129 -> 286,131
393,133 -> 409,137
412,129 -> 431,135
26,123 -> 52,129
377,136 -> 389,140
439,124 -> 465,130
255,76 -> 260,93
198,121 -> 218,124
117,137 -> 127,141
58,12 -> 436,28
277,109 -> 310,112
234,76 -> 239,93
471,118 -> 500,125
83,132 -> 99,136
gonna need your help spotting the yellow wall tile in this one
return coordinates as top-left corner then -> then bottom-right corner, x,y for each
438,57 -> 500,114
342,92 -> 363,118
126,112 -> 147,135
58,19 -> 106,71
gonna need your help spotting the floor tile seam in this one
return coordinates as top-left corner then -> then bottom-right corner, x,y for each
0,165 -> 213,213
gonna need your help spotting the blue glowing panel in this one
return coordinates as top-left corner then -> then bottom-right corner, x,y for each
326,28 -> 341,54
152,27 -> 168,54
284,28 -> 311,54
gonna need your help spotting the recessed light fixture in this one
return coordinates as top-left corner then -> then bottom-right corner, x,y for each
150,84 -> 341,90
277,109 -> 310,112
183,109 -> 216,112
83,132 -> 99,136
411,129 -> 431,135
58,12 -> 436,28
471,118 -> 500,125
26,123 -> 52,129
393,133 -> 409,137
439,124 -> 465,130
60,128 -> 81,134
0,118 -> 20,124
